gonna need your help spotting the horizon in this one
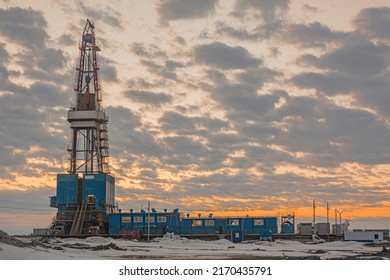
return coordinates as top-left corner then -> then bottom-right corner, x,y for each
2,209 -> 390,236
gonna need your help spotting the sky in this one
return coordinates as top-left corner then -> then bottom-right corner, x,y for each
0,0 -> 390,234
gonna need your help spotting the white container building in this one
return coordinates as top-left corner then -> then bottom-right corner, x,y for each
344,231 -> 383,243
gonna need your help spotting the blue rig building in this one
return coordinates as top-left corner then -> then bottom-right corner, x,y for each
50,173 -> 115,234
48,20 -> 295,238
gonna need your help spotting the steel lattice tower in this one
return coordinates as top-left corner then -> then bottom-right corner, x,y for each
49,20 -> 115,235
67,19 -> 110,174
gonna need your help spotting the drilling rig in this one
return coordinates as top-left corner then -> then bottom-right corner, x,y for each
49,19 -> 115,235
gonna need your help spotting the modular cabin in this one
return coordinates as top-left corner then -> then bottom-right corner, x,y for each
344,231 -> 384,243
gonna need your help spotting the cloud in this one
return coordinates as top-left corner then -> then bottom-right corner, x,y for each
99,56 -> 118,82
290,72 -> 353,95
130,42 -> 185,81
0,7 -> 48,48
215,23 -> 260,41
57,34 -> 76,46
284,22 -> 347,49
0,6 -> 73,183
318,41 -> 390,77
204,67 -> 282,122
130,42 -> 167,59
232,0 -> 289,21
231,0 -> 290,25
0,83 -> 68,152
320,106 -> 390,165
77,2 -> 123,29
124,90 -> 172,105
302,4 -> 319,14
162,135 -> 209,166
158,0 -> 218,22
36,48 -> 67,72
0,43 -> 10,63
194,42 -> 261,69
291,38 -> 390,116
226,0 -> 290,40
0,7 -> 69,88
354,6 -> 390,40
140,59 -> 180,81
271,96 -> 390,166
105,106 -> 163,158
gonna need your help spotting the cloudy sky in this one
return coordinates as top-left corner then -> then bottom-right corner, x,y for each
1,0 -> 390,234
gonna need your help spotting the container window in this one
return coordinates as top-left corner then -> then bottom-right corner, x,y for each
192,220 -> 202,227
205,220 -> 215,226
254,219 -> 264,226
133,217 -> 143,223
157,216 -> 167,223
229,219 -> 239,226
121,217 -> 131,223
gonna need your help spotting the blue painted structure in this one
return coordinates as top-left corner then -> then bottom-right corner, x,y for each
231,230 -> 244,242
109,211 -> 181,235
56,174 -> 78,205
50,173 -> 115,234
83,173 -> 115,210
109,213 -> 278,238
180,217 -> 278,236
280,214 -> 295,235
52,174 -> 115,208
281,222 -> 295,234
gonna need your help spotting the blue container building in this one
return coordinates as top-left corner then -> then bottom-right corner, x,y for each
280,214 -> 295,235
109,211 -> 181,235
179,216 -> 278,238
50,173 -> 115,234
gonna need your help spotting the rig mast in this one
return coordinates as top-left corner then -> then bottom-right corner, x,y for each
68,19 -> 109,174
50,20 -> 115,235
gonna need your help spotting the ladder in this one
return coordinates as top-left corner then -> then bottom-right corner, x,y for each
70,201 -> 87,234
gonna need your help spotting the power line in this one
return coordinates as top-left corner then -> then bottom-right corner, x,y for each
0,199 -> 49,207
0,205 -> 52,212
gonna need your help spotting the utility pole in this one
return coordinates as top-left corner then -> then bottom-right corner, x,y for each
334,209 -> 338,235
338,209 -> 343,234
312,199 -> 316,235
147,201 -> 151,242
326,202 -> 330,224
326,202 -> 330,238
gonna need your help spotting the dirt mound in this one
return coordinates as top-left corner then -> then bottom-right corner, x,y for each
0,229 -> 28,248
59,242 -> 126,251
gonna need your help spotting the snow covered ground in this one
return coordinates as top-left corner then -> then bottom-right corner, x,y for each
1,230 -> 389,260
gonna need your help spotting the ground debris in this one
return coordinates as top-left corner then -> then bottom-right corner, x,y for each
253,248 -> 266,251
308,249 -> 327,254
373,246 -> 390,257
364,241 -> 390,247
60,242 -> 126,251
0,229 -> 29,248
91,243 -> 126,251
52,246 -> 64,251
